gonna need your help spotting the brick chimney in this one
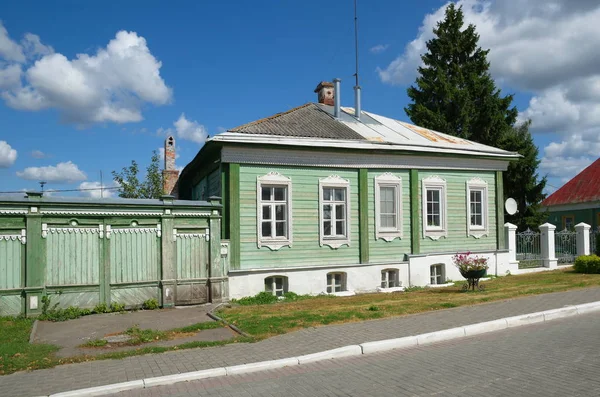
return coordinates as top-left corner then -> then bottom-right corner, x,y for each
162,136 -> 179,198
314,81 -> 335,106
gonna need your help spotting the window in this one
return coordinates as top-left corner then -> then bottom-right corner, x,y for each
319,175 -> 351,248
375,173 -> 403,241
381,269 -> 400,288
466,178 -> 489,238
430,264 -> 445,285
562,215 -> 575,230
257,172 -> 293,250
422,176 -> 447,240
264,276 -> 288,296
327,272 -> 346,293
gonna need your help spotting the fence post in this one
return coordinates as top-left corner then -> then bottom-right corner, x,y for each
540,223 -> 557,269
160,195 -> 176,308
575,222 -> 591,257
501,223 -> 519,275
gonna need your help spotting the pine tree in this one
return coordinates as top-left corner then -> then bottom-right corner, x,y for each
112,150 -> 164,199
405,3 -> 546,229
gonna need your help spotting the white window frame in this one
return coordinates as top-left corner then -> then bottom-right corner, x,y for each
381,269 -> 400,289
319,175 -> 351,249
264,275 -> 288,297
257,172 -> 293,250
466,177 -> 489,239
326,272 -> 346,293
422,176 -> 447,240
430,264 -> 445,285
375,173 -> 403,242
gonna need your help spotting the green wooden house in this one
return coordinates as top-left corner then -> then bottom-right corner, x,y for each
542,158 -> 600,231
178,81 -> 520,298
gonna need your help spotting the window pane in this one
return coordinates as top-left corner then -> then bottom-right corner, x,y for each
261,187 -> 271,201
323,221 -> 332,236
261,222 -> 271,237
327,286 -> 332,293
327,274 -> 332,284
335,204 -> 345,220
323,204 -> 331,220
265,277 -> 272,292
334,188 -> 345,201
274,187 -> 285,201
323,188 -> 333,201
336,220 -> 345,235
275,205 -> 286,220
275,221 -> 285,237
275,277 -> 283,290
262,206 -> 271,220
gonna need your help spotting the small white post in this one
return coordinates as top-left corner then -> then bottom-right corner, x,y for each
575,222 -> 591,256
540,223 -> 557,269
502,223 -> 519,275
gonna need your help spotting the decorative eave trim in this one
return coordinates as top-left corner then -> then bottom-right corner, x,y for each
173,228 -> 210,242
43,224 -> 104,239
0,229 -> 26,244
0,209 -> 28,215
172,212 -> 212,217
105,224 -> 161,239
41,210 -> 163,217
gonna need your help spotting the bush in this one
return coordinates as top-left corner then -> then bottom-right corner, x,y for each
93,303 -> 110,313
574,255 -> 600,274
235,291 -> 279,306
110,302 -> 126,312
595,234 -> 600,256
142,298 -> 159,310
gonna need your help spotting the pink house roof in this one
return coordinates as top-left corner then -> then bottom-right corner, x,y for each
542,158 -> 600,207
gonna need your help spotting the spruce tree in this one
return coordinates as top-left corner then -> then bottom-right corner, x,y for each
405,3 -> 546,229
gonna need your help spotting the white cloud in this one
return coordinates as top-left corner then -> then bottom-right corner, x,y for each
0,140 -> 17,167
30,149 -> 49,159
160,113 -> 208,144
16,161 -> 86,183
378,0 -> 600,184
0,25 -> 172,125
78,181 -> 119,198
369,44 -> 389,54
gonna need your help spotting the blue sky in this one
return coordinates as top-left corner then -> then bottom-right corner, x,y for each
1,0 -> 598,197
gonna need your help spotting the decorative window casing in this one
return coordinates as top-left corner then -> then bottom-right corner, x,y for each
327,272 -> 347,293
430,264 -> 445,285
381,269 -> 400,288
466,178 -> 489,239
264,276 -> 288,297
257,172 -> 293,250
422,176 -> 448,240
375,173 -> 402,241
319,175 -> 351,249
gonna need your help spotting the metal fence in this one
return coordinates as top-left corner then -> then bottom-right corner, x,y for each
592,227 -> 599,256
516,228 -> 543,269
555,229 -> 577,264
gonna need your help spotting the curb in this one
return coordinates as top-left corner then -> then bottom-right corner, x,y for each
43,301 -> 600,397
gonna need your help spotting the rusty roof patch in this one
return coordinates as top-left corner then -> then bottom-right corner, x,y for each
399,122 -> 470,145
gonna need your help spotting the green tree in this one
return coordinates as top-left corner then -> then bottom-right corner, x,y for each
405,3 -> 546,229
112,150 -> 164,199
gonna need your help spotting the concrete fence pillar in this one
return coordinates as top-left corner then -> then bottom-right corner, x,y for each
575,222 -> 591,257
500,222 -> 519,275
540,223 -> 557,269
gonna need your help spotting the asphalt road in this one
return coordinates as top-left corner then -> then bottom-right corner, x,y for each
115,313 -> 600,397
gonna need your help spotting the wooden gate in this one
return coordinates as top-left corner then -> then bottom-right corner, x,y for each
174,228 -> 210,305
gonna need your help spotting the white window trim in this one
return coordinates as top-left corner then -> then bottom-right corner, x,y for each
319,175 -> 351,249
429,264 -> 445,285
422,176 -> 448,240
257,172 -> 293,250
264,275 -> 288,296
326,272 -> 347,293
380,268 -> 400,289
466,177 -> 489,239
374,173 -> 403,242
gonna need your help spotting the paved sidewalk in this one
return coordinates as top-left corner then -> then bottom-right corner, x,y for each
2,288 -> 600,397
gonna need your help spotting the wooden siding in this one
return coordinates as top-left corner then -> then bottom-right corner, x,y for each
419,170 -> 497,253
0,295 -> 21,316
46,231 -> 100,285
547,208 -> 599,231
208,168 -> 221,197
367,170 -> 411,262
176,236 -> 209,279
239,165 -> 360,269
110,231 -> 160,283
0,239 -> 21,289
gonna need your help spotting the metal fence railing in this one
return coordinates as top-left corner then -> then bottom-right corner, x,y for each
555,229 -> 577,264
516,228 -> 543,269
591,227 -> 599,256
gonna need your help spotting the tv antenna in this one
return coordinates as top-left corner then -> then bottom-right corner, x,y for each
39,181 -> 47,193
353,0 -> 359,87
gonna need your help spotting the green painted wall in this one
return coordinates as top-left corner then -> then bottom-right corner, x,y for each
176,236 -> 209,279
367,170 -> 411,263
192,168 -> 221,201
0,295 -> 22,316
110,231 -> 160,283
239,165 -> 360,269
547,207 -> 600,230
0,239 -> 22,289
419,170 -> 497,254
46,231 -> 101,285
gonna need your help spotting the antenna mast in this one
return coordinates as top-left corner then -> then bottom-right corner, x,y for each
354,0 -> 359,87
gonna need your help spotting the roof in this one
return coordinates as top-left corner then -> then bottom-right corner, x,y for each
0,194 -> 216,208
213,103 -> 520,159
542,158 -> 600,207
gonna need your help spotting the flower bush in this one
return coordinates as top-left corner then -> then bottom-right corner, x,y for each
452,252 -> 489,273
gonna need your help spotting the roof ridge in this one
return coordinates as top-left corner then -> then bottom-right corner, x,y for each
229,103 -> 312,132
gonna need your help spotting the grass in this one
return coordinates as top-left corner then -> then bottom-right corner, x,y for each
218,268 -> 600,339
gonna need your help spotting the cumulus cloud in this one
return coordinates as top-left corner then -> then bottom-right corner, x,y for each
369,44 -> 389,54
160,113 -> 208,144
16,161 -> 86,183
30,149 -> 49,159
0,140 -> 17,167
378,0 -> 600,185
0,23 -> 171,125
78,181 -> 119,198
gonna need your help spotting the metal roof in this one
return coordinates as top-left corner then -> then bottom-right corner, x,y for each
0,194 -> 215,207
542,158 -> 600,207
211,103 -> 520,159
